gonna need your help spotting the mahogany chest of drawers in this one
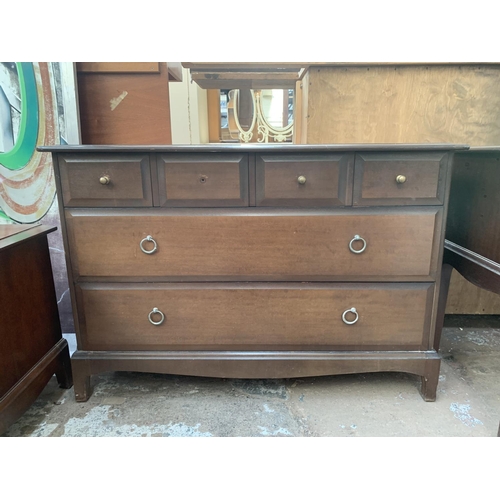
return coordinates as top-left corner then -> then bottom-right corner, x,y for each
0,224 -> 72,434
40,144 -> 468,402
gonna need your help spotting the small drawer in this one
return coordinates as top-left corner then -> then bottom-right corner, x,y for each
75,282 -> 434,351
256,153 -> 353,206
353,152 -> 449,206
156,153 -> 249,207
58,154 -> 153,207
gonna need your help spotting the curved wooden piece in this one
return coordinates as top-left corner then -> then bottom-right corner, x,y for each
0,340 -> 72,435
71,350 -> 440,402
445,149 -> 500,294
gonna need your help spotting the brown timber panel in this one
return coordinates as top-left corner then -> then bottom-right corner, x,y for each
353,152 -> 447,205
76,63 -> 160,73
65,208 -> 441,281
156,153 -> 249,207
76,283 -> 434,351
446,152 -> 500,263
0,235 -> 61,395
444,151 -> 500,313
256,153 -> 353,206
77,62 -> 172,145
306,65 -> 500,145
58,154 -> 153,207
445,269 -> 500,314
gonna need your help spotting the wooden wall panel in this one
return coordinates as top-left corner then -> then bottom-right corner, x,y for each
207,89 -> 221,142
77,62 -> 160,73
305,65 -> 500,145
293,80 -> 302,143
77,62 -> 172,145
298,71 -> 309,144
445,269 -> 500,314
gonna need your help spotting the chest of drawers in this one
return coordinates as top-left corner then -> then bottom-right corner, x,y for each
40,144 -> 468,402
0,225 -> 73,434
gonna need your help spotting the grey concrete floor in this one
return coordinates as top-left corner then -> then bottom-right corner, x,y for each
3,316 -> 500,437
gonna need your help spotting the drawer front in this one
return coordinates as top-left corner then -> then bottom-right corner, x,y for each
58,154 -> 153,207
66,208 -> 442,281
156,153 -> 249,207
76,283 -> 434,351
353,152 -> 449,206
256,153 -> 353,206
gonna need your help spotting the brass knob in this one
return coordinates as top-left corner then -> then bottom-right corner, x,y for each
99,175 -> 110,185
396,175 -> 406,184
297,175 -> 306,185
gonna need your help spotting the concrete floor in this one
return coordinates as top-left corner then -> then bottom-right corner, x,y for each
3,316 -> 500,437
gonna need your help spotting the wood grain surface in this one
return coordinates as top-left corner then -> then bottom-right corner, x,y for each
0,233 -> 61,394
256,153 -> 353,206
444,150 -> 500,313
59,154 -> 153,207
77,62 -> 160,73
156,153 -> 248,207
65,207 -> 441,281
76,282 -> 434,351
0,227 -> 72,433
353,152 -> 448,205
77,62 -> 172,145
306,65 -> 500,145
47,144 -> 456,402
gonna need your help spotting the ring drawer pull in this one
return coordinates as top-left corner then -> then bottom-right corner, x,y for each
342,307 -> 359,325
396,175 -> 407,184
140,235 -> 157,254
99,175 -> 110,185
148,307 -> 165,326
297,175 -> 307,185
349,235 -> 367,254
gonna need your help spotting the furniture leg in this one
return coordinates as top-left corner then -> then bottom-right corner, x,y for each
72,359 -> 92,402
420,358 -> 441,402
434,263 -> 453,351
55,342 -> 73,389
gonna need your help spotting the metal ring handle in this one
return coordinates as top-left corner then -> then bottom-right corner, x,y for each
342,307 -> 359,325
349,234 -> 367,254
140,235 -> 157,254
148,307 -> 165,326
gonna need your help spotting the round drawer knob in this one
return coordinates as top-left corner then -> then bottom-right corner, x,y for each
396,175 -> 407,184
148,307 -> 165,326
99,175 -> 110,185
297,175 -> 307,185
342,307 -> 359,325
349,235 -> 367,254
140,235 -> 157,254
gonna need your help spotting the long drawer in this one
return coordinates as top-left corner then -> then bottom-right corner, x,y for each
75,283 -> 434,351
65,207 -> 443,281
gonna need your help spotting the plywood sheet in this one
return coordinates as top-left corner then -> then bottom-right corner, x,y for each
77,62 -> 160,73
77,62 -> 172,145
306,65 -> 500,145
445,269 -> 500,314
